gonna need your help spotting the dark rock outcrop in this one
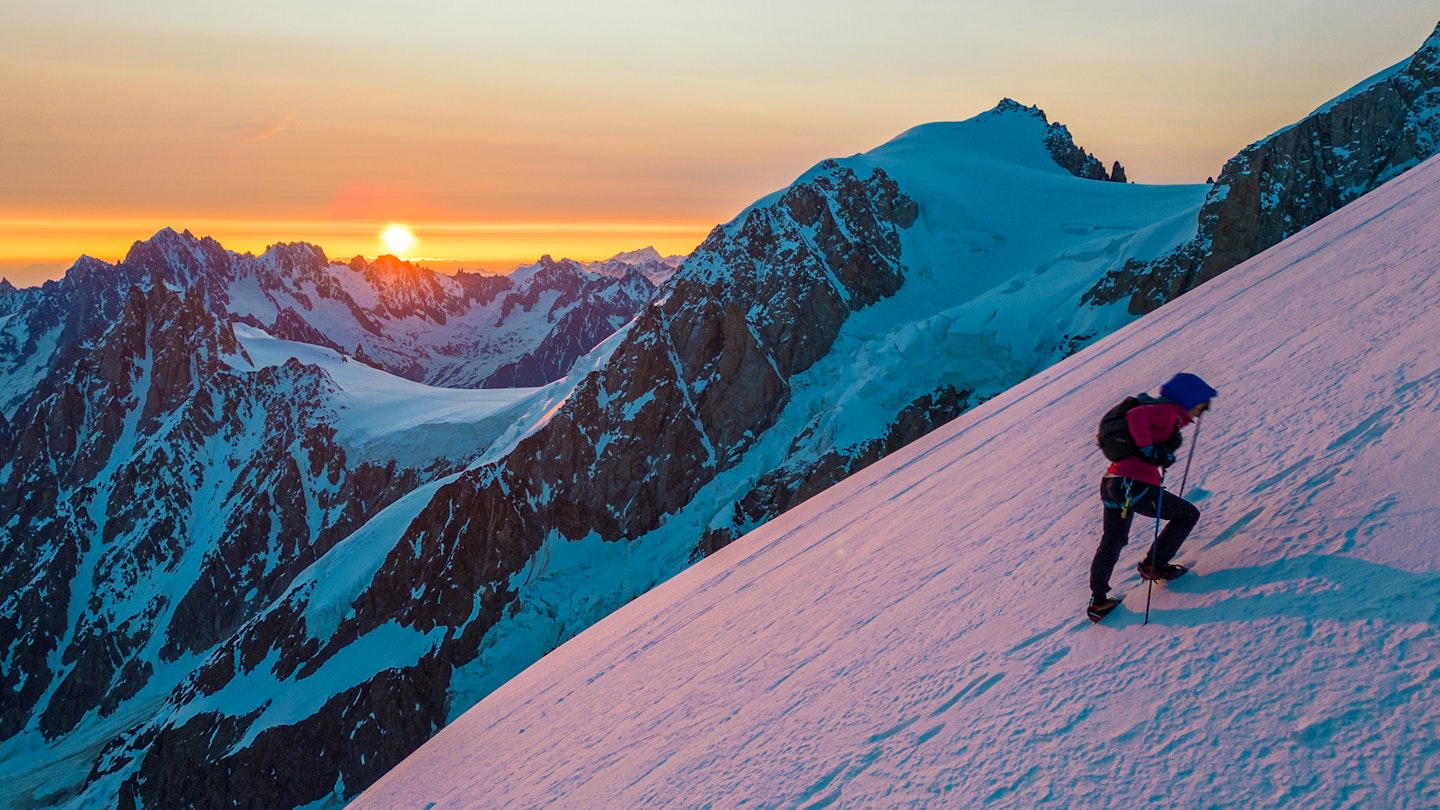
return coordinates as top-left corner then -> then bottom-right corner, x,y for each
703,384 -> 980,555
1085,21 -> 1440,313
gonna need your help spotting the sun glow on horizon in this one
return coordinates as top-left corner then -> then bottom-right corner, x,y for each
380,224 -> 416,255
0,214 -> 710,287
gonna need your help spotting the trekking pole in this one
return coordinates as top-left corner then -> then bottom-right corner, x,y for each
1143,481 -> 1164,625
1177,412 -> 1203,497
1143,413 -> 1204,626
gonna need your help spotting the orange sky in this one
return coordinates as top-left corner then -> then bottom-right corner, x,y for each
3,3 -> 1438,287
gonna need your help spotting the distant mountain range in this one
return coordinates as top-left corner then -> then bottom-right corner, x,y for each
0,241 -> 679,407
2,19 -> 1437,810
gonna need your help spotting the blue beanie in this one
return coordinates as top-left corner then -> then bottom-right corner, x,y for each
1159,373 -> 1218,410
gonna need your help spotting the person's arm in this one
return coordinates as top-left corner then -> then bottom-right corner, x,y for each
1125,403 -> 1162,448
1126,404 -> 1179,463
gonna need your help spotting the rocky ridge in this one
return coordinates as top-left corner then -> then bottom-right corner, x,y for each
581,246 -> 685,286
1085,21 -> 1440,313
0,243 -> 662,808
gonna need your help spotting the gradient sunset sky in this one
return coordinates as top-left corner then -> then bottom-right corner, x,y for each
3,2 -> 1438,287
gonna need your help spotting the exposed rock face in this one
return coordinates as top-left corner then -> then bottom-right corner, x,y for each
0,277 -> 29,316
0,283 -> 430,749
1085,22 -> 1440,313
703,384 -> 980,554
0,232 -> 665,809
81,160 -> 918,810
1,256 -> 151,415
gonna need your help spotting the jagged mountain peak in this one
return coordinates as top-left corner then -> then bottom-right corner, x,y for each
354,253 -> 447,303
364,253 -> 420,275
603,245 -> 665,265
258,240 -> 330,269
570,248 -> 686,286
984,96 -> 1052,122
879,99 -> 1123,181
123,227 -> 229,273
45,254 -> 132,295
598,246 -> 686,270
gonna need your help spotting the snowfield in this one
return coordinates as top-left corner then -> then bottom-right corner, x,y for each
233,324 -> 542,467
352,153 -> 1440,807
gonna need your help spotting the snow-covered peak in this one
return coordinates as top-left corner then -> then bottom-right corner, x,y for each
363,253 -> 420,277
876,98 -> 1083,177
584,247 -> 685,286
600,246 -> 665,266
122,227 -> 225,270
353,152 -> 1440,810
254,239 -> 328,268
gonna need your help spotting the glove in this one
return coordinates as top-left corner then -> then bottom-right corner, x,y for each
1138,444 -> 1177,467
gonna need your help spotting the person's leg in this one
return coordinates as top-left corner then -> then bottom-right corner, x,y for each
1090,478 -> 1137,601
1151,492 -> 1199,566
1131,488 -> 1200,566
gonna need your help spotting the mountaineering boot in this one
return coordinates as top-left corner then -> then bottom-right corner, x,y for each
1137,562 -> 1188,581
1087,596 -> 1122,623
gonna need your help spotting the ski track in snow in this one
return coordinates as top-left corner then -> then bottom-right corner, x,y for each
353,155 -> 1440,809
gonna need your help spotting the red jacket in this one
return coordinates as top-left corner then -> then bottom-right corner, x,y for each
1106,400 -> 1193,486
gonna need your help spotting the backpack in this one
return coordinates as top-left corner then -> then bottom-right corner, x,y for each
1095,394 -> 1183,462
1095,396 -> 1143,461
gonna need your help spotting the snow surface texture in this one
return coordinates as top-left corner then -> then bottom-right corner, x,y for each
354,155 -> 1440,807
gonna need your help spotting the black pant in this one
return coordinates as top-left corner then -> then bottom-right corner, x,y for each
1090,477 -> 1200,600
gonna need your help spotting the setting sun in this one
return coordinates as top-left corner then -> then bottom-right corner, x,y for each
381,224 -> 415,255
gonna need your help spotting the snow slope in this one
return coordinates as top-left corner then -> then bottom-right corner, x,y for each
353,154 -> 1440,807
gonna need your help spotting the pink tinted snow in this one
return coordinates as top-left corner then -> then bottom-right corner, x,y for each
356,155 -> 1440,809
